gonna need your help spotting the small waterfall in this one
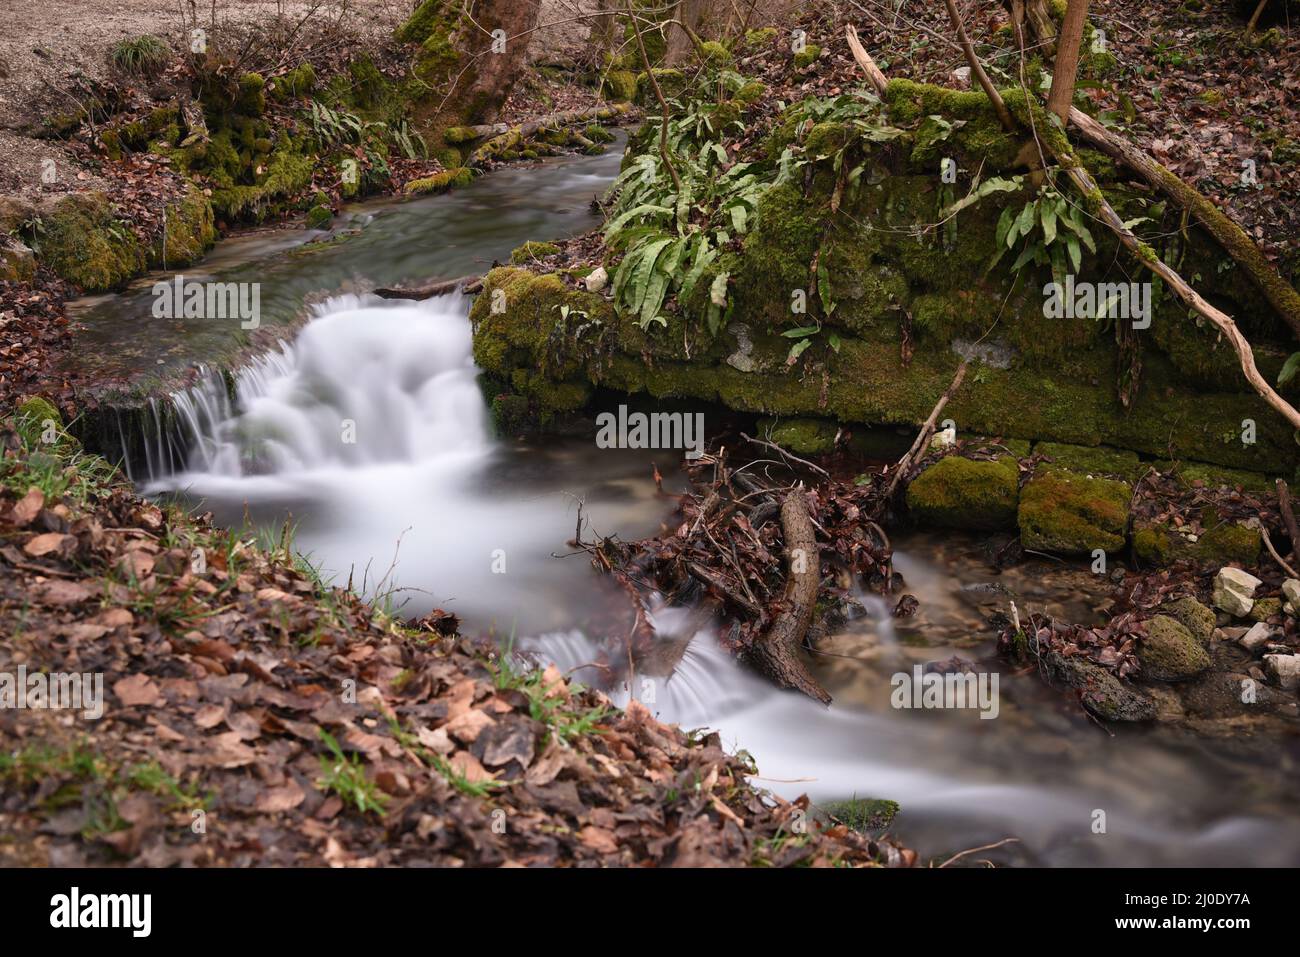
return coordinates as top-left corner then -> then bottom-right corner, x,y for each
141,292 -> 487,485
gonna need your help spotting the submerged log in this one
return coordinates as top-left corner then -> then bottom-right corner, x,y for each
747,492 -> 832,705
373,274 -> 480,300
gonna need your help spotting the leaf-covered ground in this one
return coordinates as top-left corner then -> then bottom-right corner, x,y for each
0,417 -> 911,867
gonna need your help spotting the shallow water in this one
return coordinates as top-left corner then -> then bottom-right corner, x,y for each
96,139 -> 1300,867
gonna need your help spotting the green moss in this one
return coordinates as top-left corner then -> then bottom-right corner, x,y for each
635,69 -> 687,107
745,28 -> 778,48
906,456 -> 1020,531
602,70 -> 637,103
35,193 -> 144,292
1033,441 -> 1144,481
209,139 -> 313,222
17,397 -> 76,452
1133,519 -> 1260,567
1018,470 -> 1129,555
1250,597 -> 1282,622
149,187 -> 216,268
405,167 -> 475,194
469,268 -> 613,419
1161,596 -> 1216,643
793,43 -> 822,69
510,241 -> 560,264
396,0 -> 452,44
698,41 -> 732,65
734,80 -> 767,105
1139,615 -> 1211,681
757,416 -> 838,455
274,62 -> 315,99
443,126 -> 480,144
305,205 -> 333,229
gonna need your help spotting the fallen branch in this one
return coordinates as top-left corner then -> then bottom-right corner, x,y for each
845,25 -> 888,96
881,360 -> 969,505
1066,107 -> 1300,342
747,492 -> 831,704
1277,478 -> 1300,568
740,431 -> 830,478
373,274 -> 480,300
942,0 -> 1016,132
1053,155 -> 1300,430
468,104 -> 630,166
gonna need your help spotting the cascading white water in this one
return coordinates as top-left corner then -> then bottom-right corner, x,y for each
141,290 -> 1300,867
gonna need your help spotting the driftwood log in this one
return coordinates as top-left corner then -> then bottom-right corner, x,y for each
373,274 -> 480,300
747,492 -> 832,705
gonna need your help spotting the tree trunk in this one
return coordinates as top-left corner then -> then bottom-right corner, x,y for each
400,0 -> 542,138
1046,0 -> 1089,122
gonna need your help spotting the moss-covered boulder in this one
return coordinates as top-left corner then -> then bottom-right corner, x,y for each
1132,519 -> 1260,566
1160,596 -> 1216,644
602,70 -> 637,102
1046,652 -> 1156,722
793,43 -> 822,68
1139,615 -> 1212,681
510,240 -> 560,264
149,187 -> 216,268
1033,441 -> 1144,481
16,397 -> 77,452
1018,470 -> 1129,555
470,267 -> 611,422
906,455 -> 1019,530
757,416 -> 838,455
36,193 -> 144,292
0,242 -> 36,282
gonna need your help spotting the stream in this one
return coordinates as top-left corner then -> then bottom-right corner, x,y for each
79,135 -> 1300,866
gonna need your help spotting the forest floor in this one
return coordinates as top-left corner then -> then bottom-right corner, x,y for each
0,409 -> 909,867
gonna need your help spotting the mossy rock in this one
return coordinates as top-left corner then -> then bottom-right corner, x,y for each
0,242 -> 36,283
16,397 -> 77,452
757,416 -> 838,455
1045,652 -> 1156,722
1033,441 -> 1144,481
793,43 -> 822,69
906,455 -> 1020,531
602,70 -> 637,103
1139,615 -> 1211,682
1154,459 -> 1279,494
36,193 -> 144,292
1132,520 -> 1260,567
1160,596 -> 1216,644
149,187 -> 216,268
305,205 -> 333,229
490,393 -> 532,435
273,62 -> 315,99
745,27 -> 778,48
470,267 -> 612,419
1018,470 -> 1129,555
510,241 -> 560,264
697,41 -> 732,65
404,167 -> 475,195
1250,597 -> 1282,623
733,80 -> 767,105
635,69 -> 687,107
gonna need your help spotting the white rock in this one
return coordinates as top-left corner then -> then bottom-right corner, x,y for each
929,426 -> 956,450
1263,654 -> 1300,691
952,66 -> 971,87
1239,622 -> 1274,653
1283,578 -> 1300,615
1212,567 -> 1262,617
584,266 -> 608,293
